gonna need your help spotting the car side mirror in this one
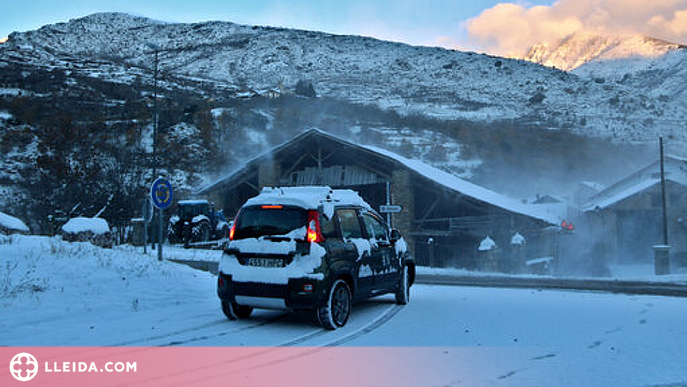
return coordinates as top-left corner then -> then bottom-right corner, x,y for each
389,229 -> 401,243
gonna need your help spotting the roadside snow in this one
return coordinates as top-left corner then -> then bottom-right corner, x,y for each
0,211 -> 29,232
0,235 -> 217,345
62,217 -> 110,234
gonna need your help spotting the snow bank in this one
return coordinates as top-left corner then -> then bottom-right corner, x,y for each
0,211 -> 29,233
178,199 -> 209,205
62,217 -> 110,234
61,217 -> 113,248
0,235 -> 217,346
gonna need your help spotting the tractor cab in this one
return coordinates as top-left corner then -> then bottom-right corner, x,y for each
168,199 -> 229,244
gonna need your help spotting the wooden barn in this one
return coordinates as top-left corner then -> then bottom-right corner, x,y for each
198,129 -> 559,271
584,155 -> 687,267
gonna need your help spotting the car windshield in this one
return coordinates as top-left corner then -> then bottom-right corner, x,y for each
233,206 -> 308,239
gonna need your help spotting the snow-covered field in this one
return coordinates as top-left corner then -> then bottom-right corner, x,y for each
2,235 -> 687,386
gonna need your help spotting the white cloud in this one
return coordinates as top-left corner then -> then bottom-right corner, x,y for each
464,0 -> 687,56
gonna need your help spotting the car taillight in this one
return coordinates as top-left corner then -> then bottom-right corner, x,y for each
306,210 -> 324,243
229,210 -> 240,240
229,222 -> 236,240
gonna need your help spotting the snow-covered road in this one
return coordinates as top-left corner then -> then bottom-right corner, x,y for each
2,236 -> 687,386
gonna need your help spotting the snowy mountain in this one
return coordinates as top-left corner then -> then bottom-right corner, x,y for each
1,12 -> 685,142
523,31 -> 684,72
521,31 -> 687,136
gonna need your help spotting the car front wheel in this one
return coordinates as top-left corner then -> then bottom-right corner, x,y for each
317,279 -> 352,330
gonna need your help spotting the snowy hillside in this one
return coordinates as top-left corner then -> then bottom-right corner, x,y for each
2,12 -> 685,142
522,31 -> 687,120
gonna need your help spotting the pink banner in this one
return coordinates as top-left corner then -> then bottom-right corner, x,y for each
1,347 -> 503,387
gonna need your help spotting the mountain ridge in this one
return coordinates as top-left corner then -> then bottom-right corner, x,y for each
2,12 -> 685,143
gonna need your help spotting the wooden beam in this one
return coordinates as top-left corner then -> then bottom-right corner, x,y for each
419,196 -> 441,224
282,153 -> 309,177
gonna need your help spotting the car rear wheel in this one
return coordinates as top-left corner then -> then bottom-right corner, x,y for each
317,279 -> 351,330
221,301 -> 253,320
221,300 -> 237,321
395,265 -> 410,305
233,303 -> 253,319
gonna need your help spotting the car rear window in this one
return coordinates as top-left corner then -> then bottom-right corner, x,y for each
233,206 -> 308,239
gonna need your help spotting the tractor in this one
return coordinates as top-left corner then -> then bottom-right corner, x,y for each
167,199 -> 230,245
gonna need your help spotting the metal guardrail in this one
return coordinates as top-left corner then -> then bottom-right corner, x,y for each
171,238 -> 229,250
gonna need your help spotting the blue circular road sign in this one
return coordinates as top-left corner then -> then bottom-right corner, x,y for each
151,177 -> 174,210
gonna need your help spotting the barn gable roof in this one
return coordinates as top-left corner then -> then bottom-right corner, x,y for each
198,129 -> 557,225
584,155 -> 687,211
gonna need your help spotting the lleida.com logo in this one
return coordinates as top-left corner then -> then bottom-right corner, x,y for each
9,352 -> 39,382
9,352 -> 137,382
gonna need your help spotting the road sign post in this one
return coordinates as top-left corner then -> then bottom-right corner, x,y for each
141,199 -> 153,254
150,177 -> 173,261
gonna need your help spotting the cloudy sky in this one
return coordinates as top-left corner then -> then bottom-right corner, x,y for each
2,0 -> 686,57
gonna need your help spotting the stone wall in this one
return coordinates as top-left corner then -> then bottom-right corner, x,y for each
392,170 -> 415,258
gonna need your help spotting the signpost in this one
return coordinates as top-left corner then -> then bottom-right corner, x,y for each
150,177 -> 173,261
379,205 -> 403,214
141,199 -> 153,254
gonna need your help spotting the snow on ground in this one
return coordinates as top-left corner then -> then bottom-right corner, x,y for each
0,235 -> 218,346
2,236 -> 687,386
417,265 -> 687,283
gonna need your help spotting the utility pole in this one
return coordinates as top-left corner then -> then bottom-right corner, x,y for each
146,42 -> 161,251
659,137 -> 668,245
654,137 -> 670,275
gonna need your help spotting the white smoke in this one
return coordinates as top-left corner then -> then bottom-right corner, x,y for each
464,0 -> 687,57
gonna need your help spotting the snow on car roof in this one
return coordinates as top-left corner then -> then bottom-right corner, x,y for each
62,217 -> 110,235
0,211 -> 29,232
243,186 -> 371,210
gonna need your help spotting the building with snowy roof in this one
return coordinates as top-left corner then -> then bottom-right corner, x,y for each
583,155 -> 687,266
199,129 -> 559,271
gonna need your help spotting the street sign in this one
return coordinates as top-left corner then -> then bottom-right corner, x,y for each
150,177 -> 173,210
379,205 -> 402,214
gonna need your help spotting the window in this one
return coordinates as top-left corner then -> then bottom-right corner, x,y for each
362,213 -> 388,242
320,213 -> 338,238
337,209 -> 363,239
234,206 -> 308,239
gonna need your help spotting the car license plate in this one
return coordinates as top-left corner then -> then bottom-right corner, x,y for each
248,258 -> 283,268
